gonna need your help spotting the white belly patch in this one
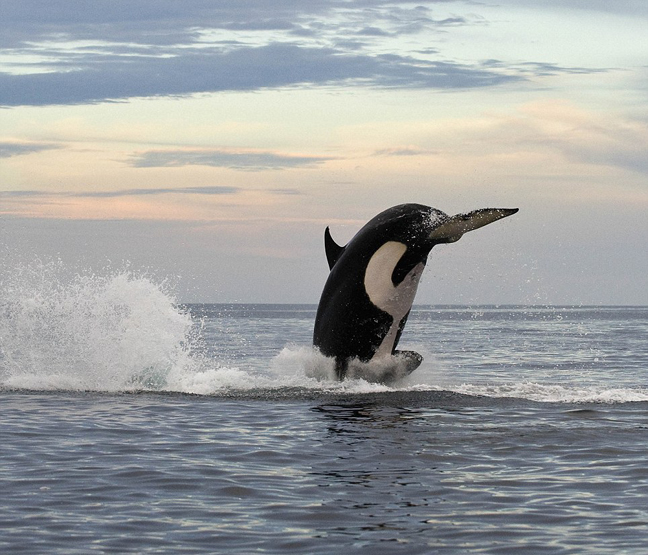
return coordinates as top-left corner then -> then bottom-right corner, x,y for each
363,241 -> 424,359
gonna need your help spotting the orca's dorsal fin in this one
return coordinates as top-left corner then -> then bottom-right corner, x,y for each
324,227 -> 346,270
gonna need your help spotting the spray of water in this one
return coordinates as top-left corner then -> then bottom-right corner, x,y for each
2,259 -> 646,402
0,259 -> 194,391
0,259 -> 428,395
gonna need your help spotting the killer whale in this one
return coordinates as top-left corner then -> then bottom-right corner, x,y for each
313,203 -> 518,382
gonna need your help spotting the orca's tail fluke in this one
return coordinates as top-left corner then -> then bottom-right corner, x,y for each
429,208 -> 518,244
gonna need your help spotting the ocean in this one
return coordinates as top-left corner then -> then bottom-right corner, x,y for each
1,267 -> 648,553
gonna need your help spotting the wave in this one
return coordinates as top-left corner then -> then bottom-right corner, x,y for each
443,382 -> 648,404
2,260 -> 646,404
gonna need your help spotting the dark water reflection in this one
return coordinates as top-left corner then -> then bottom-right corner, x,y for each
2,391 -> 648,554
304,396 -> 648,553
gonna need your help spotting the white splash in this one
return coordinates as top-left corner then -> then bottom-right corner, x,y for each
0,260 -> 194,391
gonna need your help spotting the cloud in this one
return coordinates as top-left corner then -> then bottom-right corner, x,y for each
491,0 -> 648,18
76,186 -> 241,197
129,146 -> 337,171
429,100 -> 648,177
491,101 -> 648,176
0,42 -> 525,107
0,190 -> 47,197
554,121 -> 648,175
0,185 -> 303,200
373,146 -> 438,157
0,0 -> 615,107
0,186 -> 240,199
481,59 -> 608,77
0,1 -> 535,107
0,1 -> 475,48
0,141 -> 62,158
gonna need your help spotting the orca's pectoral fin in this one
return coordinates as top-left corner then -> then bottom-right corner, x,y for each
335,356 -> 348,381
393,350 -> 423,375
429,208 -> 518,244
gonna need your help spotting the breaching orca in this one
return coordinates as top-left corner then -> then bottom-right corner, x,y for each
313,203 -> 518,382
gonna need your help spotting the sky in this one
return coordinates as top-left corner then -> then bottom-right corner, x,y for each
1,0 -> 647,304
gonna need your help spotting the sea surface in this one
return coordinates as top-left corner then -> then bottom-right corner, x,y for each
1,267 -> 648,553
